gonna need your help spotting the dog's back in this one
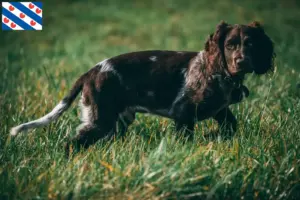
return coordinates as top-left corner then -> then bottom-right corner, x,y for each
10,51 -> 197,136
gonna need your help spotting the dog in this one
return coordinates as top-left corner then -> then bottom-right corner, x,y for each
10,21 -> 275,152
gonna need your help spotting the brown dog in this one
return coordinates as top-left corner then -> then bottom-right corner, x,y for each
10,21 -> 275,152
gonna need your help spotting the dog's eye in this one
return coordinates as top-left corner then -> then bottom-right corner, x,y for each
226,43 -> 235,50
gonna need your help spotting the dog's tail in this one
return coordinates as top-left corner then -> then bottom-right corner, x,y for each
10,71 -> 89,136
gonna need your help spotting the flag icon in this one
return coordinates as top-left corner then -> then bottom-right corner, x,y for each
2,2 -> 42,31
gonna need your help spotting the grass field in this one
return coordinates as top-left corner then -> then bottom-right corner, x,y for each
1,0 -> 300,199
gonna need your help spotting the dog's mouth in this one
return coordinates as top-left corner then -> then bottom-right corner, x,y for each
229,63 -> 253,77
228,67 -> 252,77
236,68 -> 253,76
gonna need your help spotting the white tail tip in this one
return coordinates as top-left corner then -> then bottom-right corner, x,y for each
10,126 -> 22,136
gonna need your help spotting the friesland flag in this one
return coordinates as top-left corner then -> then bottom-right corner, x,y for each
2,2 -> 42,31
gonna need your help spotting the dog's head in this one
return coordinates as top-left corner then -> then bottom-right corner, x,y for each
205,21 -> 275,76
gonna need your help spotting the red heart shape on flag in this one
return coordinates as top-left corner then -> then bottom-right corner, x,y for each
29,3 -> 34,9
36,8 -> 41,14
20,13 -> 25,18
11,22 -> 16,28
9,5 -> 15,11
30,20 -> 36,26
4,17 -> 9,23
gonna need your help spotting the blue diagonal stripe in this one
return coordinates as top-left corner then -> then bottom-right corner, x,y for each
2,8 -> 35,30
32,2 -> 42,9
9,2 -> 42,25
2,22 -> 13,30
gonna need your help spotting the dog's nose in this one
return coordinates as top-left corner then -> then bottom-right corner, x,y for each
236,55 -> 249,66
236,57 -> 253,72
236,58 -> 246,65
234,54 -> 244,63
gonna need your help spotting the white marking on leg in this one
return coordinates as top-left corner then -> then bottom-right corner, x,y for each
79,97 -> 93,124
77,97 -> 93,133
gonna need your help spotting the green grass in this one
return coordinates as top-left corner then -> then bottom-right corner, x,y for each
1,0 -> 300,199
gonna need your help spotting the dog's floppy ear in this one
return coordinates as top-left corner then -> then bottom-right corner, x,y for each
213,20 -> 231,46
205,21 -> 231,51
248,21 -> 276,75
205,21 -> 232,72
248,21 -> 262,29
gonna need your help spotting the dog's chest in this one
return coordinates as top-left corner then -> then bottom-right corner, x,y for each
186,77 -> 236,119
196,90 -> 232,119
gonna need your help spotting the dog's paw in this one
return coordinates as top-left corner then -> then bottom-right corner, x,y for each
230,85 -> 250,104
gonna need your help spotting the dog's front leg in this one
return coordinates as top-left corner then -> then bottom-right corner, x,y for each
213,107 -> 237,139
169,96 -> 196,140
174,120 -> 195,140
230,85 -> 249,104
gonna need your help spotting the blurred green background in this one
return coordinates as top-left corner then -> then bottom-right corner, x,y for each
0,0 -> 300,199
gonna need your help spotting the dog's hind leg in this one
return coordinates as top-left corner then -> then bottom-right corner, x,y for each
66,102 -> 120,155
65,73 -> 123,155
213,107 -> 237,139
116,108 -> 136,137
